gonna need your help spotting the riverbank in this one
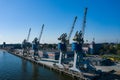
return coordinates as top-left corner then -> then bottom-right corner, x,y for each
6,49 -> 100,80
3,49 -> 120,80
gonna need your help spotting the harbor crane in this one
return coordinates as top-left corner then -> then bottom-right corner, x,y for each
38,24 -> 44,43
69,8 -> 96,73
56,16 -> 77,68
32,37 -> 39,60
22,28 -> 32,56
57,33 -> 67,68
32,24 -> 44,60
67,16 -> 77,44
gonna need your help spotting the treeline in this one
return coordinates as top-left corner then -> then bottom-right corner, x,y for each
0,43 -> 58,50
0,43 -> 22,49
39,43 -> 57,50
98,43 -> 120,55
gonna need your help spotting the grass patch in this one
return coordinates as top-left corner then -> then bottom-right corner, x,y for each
101,54 -> 120,62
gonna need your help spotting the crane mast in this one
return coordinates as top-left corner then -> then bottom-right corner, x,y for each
38,24 -> 44,43
81,8 -> 87,39
27,28 -> 31,42
67,16 -> 77,44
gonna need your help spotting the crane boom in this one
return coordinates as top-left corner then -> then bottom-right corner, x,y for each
38,24 -> 44,43
81,8 -> 87,39
67,16 -> 77,44
27,28 -> 31,42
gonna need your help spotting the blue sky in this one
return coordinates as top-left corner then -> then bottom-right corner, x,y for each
0,0 -> 120,44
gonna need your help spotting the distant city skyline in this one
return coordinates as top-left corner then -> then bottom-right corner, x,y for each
0,0 -> 120,44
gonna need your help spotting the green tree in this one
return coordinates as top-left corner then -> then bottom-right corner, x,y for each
117,44 -> 120,54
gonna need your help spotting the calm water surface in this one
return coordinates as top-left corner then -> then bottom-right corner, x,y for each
0,50 -> 74,80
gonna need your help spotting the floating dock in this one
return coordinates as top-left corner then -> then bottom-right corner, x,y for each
7,49 -> 99,80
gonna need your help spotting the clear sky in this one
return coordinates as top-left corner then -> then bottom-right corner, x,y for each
0,0 -> 120,44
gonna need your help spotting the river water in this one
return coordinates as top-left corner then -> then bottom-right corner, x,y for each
0,50 -> 74,80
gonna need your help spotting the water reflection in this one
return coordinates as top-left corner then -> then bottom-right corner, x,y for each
32,63 -> 39,80
22,59 -> 27,72
0,51 -> 75,80
21,59 -> 39,80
